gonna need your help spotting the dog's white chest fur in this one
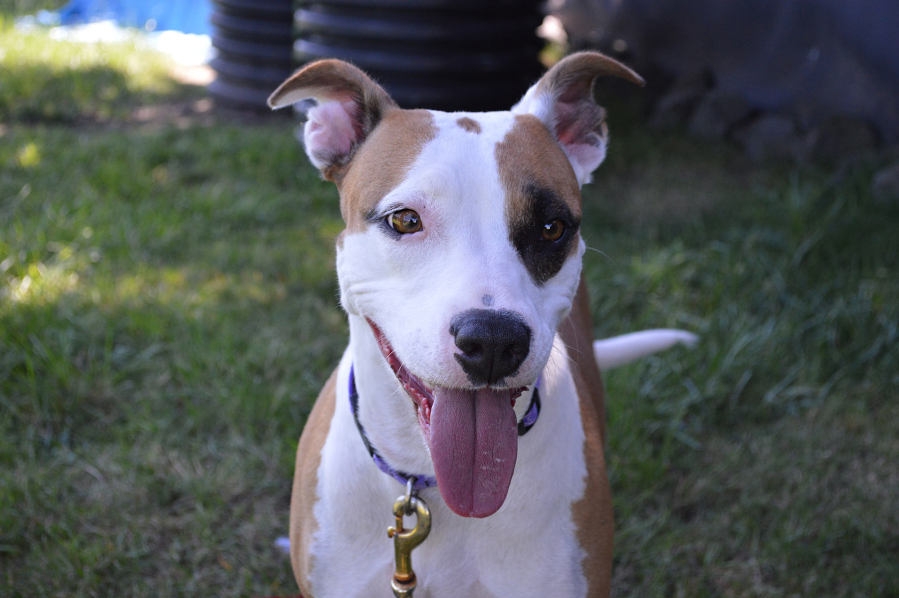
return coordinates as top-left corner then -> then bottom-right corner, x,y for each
309,335 -> 588,598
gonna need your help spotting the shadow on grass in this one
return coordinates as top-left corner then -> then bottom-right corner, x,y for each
5,62 -> 135,123
574,122 -> 899,595
0,26 -> 208,125
0,0 -> 64,19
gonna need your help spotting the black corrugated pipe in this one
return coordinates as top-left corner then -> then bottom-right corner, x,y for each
208,0 -> 295,109
209,1 -> 544,112
294,0 -> 544,111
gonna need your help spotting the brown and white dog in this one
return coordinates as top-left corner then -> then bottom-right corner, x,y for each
268,53 -> 695,598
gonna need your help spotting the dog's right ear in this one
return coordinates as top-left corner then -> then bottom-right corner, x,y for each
268,60 -> 397,180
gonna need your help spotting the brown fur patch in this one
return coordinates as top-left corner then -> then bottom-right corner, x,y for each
561,277 -> 607,440
337,109 -> 437,233
560,278 -> 613,597
289,367 -> 338,596
496,114 -> 583,285
496,114 -> 582,225
456,117 -> 482,134
269,59 -> 396,118
534,52 -> 644,104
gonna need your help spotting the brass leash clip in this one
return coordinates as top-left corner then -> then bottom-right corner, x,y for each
387,479 -> 432,598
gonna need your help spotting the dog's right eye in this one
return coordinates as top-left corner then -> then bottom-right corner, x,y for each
388,209 -> 422,234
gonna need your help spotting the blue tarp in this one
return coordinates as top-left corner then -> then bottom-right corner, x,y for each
57,0 -> 211,35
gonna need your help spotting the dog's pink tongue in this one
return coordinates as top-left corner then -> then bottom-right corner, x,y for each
429,387 -> 518,518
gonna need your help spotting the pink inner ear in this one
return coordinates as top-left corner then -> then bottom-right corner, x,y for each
305,100 -> 360,160
554,101 -> 592,146
551,100 -> 608,183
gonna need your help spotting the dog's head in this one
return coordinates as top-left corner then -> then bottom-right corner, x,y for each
270,53 -> 642,518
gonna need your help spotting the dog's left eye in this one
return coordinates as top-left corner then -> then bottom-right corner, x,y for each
388,209 -> 422,234
542,219 -> 565,241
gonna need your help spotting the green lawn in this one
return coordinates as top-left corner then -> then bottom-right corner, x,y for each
1,23 -> 897,598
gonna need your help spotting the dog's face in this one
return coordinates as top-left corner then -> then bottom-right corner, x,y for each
270,54 -> 642,517
336,108 -> 584,394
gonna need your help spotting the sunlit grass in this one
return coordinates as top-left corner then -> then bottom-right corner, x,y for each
0,117 -> 344,595
0,24 -> 189,122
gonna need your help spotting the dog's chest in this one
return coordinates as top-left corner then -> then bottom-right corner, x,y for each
305,337 -> 591,598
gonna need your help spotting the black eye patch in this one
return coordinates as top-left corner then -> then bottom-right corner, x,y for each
507,184 -> 580,286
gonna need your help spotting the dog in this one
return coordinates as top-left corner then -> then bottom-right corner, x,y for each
267,52 -> 695,598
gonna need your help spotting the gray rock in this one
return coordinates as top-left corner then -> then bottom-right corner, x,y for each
688,91 -> 754,139
872,162 -> 899,204
553,0 -> 899,142
805,115 -> 881,164
733,113 -> 803,162
649,71 -> 712,129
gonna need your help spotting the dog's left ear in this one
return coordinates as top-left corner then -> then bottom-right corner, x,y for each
512,52 -> 644,185
268,59 -> 397,180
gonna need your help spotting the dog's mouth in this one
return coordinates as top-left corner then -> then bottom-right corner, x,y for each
367,319 -> 527,518
368,319 -> 436,437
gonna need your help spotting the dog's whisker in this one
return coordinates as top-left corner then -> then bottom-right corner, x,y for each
585,245 -> 615,264
554,340 -> 582,365
558,339 -> 588,358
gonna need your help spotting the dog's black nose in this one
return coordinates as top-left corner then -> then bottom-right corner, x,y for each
450,309 -> 531,386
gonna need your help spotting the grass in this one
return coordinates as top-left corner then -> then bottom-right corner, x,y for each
0,122 -> 344,594
586,97 -> 899,595
0,0 -> 62,19
2,24 -> 898,598
0,17 -> 188,124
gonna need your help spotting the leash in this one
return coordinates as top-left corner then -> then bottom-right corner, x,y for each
348,364 -> 542,597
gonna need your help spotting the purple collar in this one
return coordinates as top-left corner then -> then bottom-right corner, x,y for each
348,365 -> 541,491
